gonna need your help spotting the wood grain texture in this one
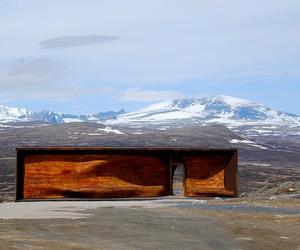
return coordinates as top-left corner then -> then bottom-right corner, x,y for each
16,148 -> 237,200
23,154 -> 170,199
183,155 -> 234,197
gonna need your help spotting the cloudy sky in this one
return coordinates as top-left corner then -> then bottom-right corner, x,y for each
0,0 -> 300,114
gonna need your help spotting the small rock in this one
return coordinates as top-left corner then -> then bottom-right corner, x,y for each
236,237 -> 253,241
214,197 -> 223,201
280,236 -> 289,240
192,200 -> 207,205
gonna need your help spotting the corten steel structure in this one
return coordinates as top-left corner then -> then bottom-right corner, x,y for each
15,147 -> 238,201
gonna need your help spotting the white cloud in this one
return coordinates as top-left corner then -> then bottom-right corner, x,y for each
121,88 -> 184,102
19,85 -> 113,102
0,57 -> 113,101
40,35 -> 121,49
0,57 -> 64,90
1,1 -> 300,85
0,80 -> 113,102
4,57 -> 64,77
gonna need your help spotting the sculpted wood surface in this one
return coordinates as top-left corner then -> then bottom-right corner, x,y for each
183,155 -> 233,196
23,154 -> 170,199
16,148 -> 238,200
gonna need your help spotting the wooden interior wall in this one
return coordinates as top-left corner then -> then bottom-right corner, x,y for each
16,148 -> 237,200
23,154 -> 171,199
183,154 -> 235,197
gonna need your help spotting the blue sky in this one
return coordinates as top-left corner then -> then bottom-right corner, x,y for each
0,0 -> 299,114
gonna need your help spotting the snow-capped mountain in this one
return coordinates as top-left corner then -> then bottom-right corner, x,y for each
0,104 -> 125,124
27,109 -> 125,124
108,95 -> 300,126
0,105 -> 32,123
1,95 -> 299,127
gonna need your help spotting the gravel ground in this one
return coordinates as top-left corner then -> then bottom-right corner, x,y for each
0,198 -> 299,250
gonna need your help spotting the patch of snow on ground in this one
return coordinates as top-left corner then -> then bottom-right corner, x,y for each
230,139 -> 268,149
63,118 -> 82,123
67,136 -> 78,139
252,129 -> 273,133
251,163 -> 271,167
140,111 -> 197,121
97,127 -> 125,135
157,127 -> 168,130
132,131 -> 143,135
230,139 -> 253,144
240,162 -> 272,167
0,124 -> 50,129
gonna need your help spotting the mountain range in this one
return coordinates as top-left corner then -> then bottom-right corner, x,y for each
1,95 -> 299,126
108,95 -> 300,127
0,105 -> 125,124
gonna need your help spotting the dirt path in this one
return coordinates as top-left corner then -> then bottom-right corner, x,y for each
0,198 -> 299,249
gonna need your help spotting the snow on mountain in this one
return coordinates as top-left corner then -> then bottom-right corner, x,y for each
0,105 -> 32,123
0,104 -> 125,124
1,95 -> 299,127
107,95 -> 300,126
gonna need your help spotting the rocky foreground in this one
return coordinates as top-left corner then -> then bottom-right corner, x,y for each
0,197 -> 299,250
0,122 -> 300,201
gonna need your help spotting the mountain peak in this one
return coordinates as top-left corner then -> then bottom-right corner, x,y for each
213,95 -> 254,106
170,95 -> 254,109
109,95 -> 300,126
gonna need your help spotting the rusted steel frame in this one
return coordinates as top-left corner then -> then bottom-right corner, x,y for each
224,150 -> 238,197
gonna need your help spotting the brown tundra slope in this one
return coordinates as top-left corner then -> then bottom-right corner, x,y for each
0,122 -> 299,201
